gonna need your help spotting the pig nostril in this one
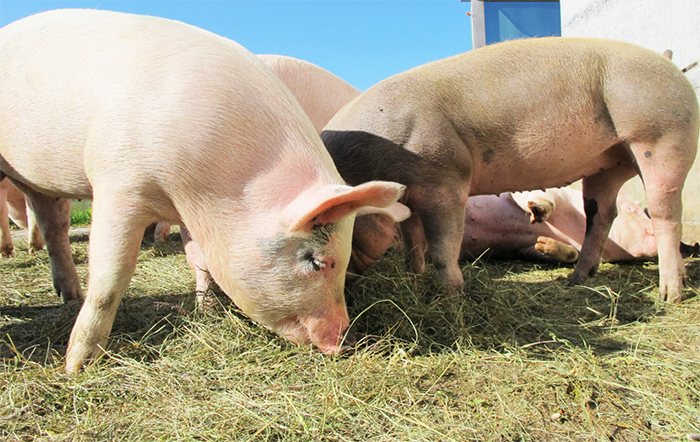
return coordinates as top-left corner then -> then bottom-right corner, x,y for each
340,326 -> 357,350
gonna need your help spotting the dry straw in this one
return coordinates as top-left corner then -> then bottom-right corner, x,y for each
2,229 -> 700,440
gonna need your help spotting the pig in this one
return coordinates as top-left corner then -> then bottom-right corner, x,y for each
1,178 -> 44,257
152,54 -> 362,243
0,9 -> 408,374
349,187 -> 667,274
256,54 -> 362,133
461,188 -> 661,264
322,37 -> 700,303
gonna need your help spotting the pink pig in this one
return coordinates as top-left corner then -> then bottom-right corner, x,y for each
349,187 -> 693,275
460,188 -> 666,264
0,9 -> 408,373
323,37 -> 699,302
152,54 -> 362,244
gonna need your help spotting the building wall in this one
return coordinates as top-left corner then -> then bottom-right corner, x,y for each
560,0 -> 700,242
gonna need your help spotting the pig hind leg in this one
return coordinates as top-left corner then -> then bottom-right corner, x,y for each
631,137 -> 696,302
570,165 -> 637,285
65,195 -> 153,373
17,184 -> 83,302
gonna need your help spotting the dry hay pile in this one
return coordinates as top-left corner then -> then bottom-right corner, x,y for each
1,228 -> 700,441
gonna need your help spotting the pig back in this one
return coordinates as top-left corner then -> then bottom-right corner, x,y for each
323,37 -> 698,195
0,9 -> 335,202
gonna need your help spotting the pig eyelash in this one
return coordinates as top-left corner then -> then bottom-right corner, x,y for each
300,250 -> 326,272
312,258 -> 326,271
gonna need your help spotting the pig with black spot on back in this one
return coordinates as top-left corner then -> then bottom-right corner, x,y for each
323,37 -> 699,302
0,9 -> 408,374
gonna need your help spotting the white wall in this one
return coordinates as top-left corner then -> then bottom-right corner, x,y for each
561,0 -> 700,242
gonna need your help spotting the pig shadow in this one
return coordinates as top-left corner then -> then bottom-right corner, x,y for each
321,130 -> 433,187
0,230 -> 192,365
0,292 -> 197,365
344,252 -> 669,358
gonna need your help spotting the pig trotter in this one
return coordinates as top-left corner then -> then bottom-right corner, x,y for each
535,236 -> 579,263
1,244 -> 14,258
568,263 -> 599,287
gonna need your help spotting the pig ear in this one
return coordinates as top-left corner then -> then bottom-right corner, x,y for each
287,181 -> 406,233
356,202 -> 411,222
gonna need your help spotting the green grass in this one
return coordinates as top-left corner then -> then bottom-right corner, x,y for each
1,230 -> 700,441
7,201 -> 91,228
70,201 -> 92,226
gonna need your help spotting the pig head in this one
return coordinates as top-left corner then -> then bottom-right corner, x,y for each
0,9 -> 408,373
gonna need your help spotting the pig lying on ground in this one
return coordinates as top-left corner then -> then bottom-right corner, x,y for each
350,187 -> 699,274
0,9 -> 408,373
323,37 -> 699,302
0,178 -> 44,257
467,188 -> 660,264
152,54 -> 362,243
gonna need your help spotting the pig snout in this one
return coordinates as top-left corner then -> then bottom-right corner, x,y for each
277,305 -> 353,354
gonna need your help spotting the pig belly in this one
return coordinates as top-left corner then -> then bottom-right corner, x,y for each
460,194 -> 574,260
467,107 -> 627,196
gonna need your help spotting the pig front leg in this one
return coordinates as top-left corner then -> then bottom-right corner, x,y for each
18,185 -> 82,302
570,166 -> 636,286
0,179 -> 13,257
65,196 -> 151,374
408,189 -> 469,290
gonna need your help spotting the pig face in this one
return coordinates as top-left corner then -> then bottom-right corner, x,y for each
247,216 -> 355,352
606,195 -> 657,260
347,213 -> 400,275
196,181 -> 410,353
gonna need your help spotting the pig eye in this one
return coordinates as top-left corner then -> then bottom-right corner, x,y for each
301,251 -> 326,272
312,258 -> 326,271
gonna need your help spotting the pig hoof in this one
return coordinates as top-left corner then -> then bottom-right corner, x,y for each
527,201 -> 553,224
535,237 -> 579,263
28,243 -> 45,254
436,266 -> 465,291
56,283 -> 84,304
196,290 -> 219,314
1,246 -> 14,258
567,265 -> 598,287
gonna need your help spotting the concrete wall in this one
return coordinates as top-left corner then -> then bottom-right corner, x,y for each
560,0 -> 700,242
